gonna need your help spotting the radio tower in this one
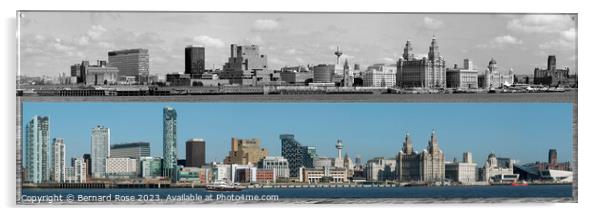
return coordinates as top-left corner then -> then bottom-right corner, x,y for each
334,46 -> 343,64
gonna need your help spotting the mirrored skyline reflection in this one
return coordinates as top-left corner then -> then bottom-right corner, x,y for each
22,102 -> 573,166
19,12 -> 576,77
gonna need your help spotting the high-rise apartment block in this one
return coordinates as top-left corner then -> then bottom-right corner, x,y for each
91,125 -> 110,178
25,116 -> 49,183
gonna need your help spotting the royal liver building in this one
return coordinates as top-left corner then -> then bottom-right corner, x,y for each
396,35 -> 446,88
396,130 -> 445,183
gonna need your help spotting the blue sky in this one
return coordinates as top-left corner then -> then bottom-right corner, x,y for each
19,12 -> 576,77
22,102 -> 573,166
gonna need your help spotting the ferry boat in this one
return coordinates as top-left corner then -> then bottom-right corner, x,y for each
205,181 -> 243,192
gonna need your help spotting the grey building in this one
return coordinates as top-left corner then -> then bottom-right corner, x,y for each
221,44 -> 269,85
108,48 -> 150,84
25,115 -> 49,183
446,59 -> 479,89
163,107 -> 177,181
91,125 -> 110,178
280,134 -> 317,177
444,152 -> 477,184
185,45 -> 205,79
186,138 -> 206,167
534,55 -> 570,86
82,60 -> 119,86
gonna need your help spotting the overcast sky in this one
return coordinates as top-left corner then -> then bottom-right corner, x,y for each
19,12 -> 577,77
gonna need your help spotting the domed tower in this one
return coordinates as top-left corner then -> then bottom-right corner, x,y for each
487,152 -> 498,168
488,57 -> 498,73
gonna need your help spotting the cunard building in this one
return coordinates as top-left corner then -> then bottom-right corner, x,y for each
396,130 -> 445,183
396,35 -> 446,88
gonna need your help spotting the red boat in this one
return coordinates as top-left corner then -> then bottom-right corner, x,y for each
511,180 -> 528,186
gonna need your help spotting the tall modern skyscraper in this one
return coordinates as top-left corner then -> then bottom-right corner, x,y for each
91,125 -> 110,178
185,45 -> 205,79
52,138 -> 66,183
280,134 -> 317,177
108,48 -> 150,84
186,138 -> 206,167
163,107 -> 177,181
25,116 -> 49,183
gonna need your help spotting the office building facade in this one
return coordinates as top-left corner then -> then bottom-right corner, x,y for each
366,157 -> 397,182
364,64 -> 397,87
108,48 -> 150,83
91,125 -> 110,178
260,156 -> 290,178
221,44 -> 269,85
280,134 -> 318,177
105,157 -> 137,177
446,59 -> 479,89
186,138 -> 206,167
110,142 -> 150,160
83,60 -> 119,85
185,45 -> 205,79
224,137 -> 268,165
140,156 -> 162,178
25,116 -> 49,183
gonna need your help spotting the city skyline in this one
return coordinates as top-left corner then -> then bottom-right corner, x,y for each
22,102 -> 573,167
19,12 -> 577,78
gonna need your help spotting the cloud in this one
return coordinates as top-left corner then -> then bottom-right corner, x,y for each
538,39 -> 575,51
423,17 -> 444,30
87,25 -> 107,40
252,19 -> 280,32
507,15 -> 575,34
477,35 -> 523,49
269,57 -> 285,65
193,35 -> 226,48
561,28 -> 576,41
243,35 -> 264,45
285,48 -> 297,55
383,57 -> 395,63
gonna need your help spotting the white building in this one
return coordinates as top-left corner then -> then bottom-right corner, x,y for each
52,138 -> 66,183
299,167 -> 347,183
366,157 -> 396,182
261,156 -> 290,178
481,153 -> 519,183
212,163 -> 232,182
364,64 -> 396,87
313,156 -> 334,168
73,157 -> 87,183
105,157 -> 137,177
445,152 -> 477,184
